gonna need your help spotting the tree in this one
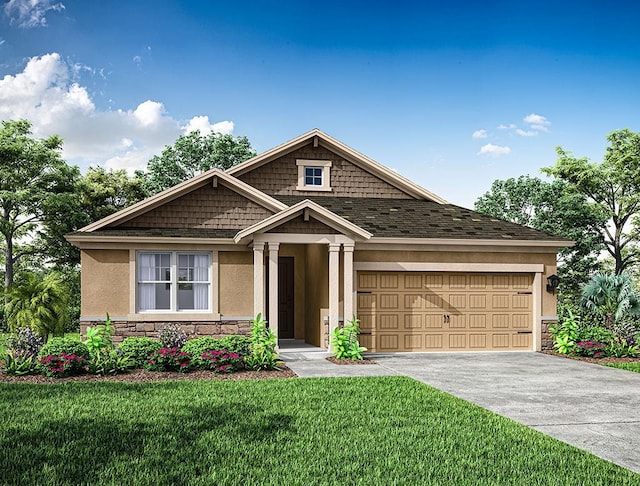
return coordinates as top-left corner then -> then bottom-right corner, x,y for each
5,271 -> 70,339
136,130 -> 256,195
0,120 -> 82,295
80,166 -> 147,223
581,272 -> 640,329
543,129 -> 640,274
474,175 -> 606,298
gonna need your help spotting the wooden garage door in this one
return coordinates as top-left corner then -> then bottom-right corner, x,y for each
357,272 -> 533,352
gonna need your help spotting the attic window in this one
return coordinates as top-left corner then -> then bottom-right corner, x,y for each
296,159 -> 332,192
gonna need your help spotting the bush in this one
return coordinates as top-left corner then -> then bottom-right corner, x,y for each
38,353 -> 87,378
245,313 -> 280,371
119,337 -> 162,368
199,350 -> 243,373
576,326 -> 616,346
330,317 -> 367,360
182,336 -> 251,368
38,337 -> 89,361
159,324 -> 188,348
1,327 -> 43,375
145,347 -> 192,372
573,341 -> 607,358
217,335 -> 251,356
550,310 -> 579,354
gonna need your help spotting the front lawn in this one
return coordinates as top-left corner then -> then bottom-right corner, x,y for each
0,376 -> 637,485
607,362 -> 640,373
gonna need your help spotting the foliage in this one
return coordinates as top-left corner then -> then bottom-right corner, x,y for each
5,271 -> 70,338
118,337 -> 162,368
38,337 -> 89,361
330,317 -> 368,360
581,272 -> 640,329
0,351 -> 38,375
158,324 -> 188,349
198,350 -> 243,373
182,336 -> 251,366
79,166 -> 147,224
0,120 -> 84,289
84,315 -> 115,358
0,378 -> 638,485
573,341 -> 607,358
245,313 -> 280,370
86,352 -> 132,376
576,326 -> 616,346
549,310 -> 579,354
543,129 -> 640,274
606,362 -> 640,373
136,130 -> 256,195
144,347 -> 192,372
6,327 -> 44,357
38,353 -> 87,378
474,175 -> 605,300
606,340 -> 639,358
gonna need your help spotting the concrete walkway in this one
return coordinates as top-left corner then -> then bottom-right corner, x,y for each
281,345 -> 640,474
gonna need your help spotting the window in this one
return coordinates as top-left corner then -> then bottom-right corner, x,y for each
305,166 -> 323,186
296,159 -> 332,191
138,252 -> 211,312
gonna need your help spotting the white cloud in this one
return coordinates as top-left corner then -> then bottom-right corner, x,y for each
471,129 -> 487,139
4,0 -> 64,28
0,39 -> 5,46
182,116 -> 234,135
477,144 -> 511,157
523,113 -> 550,132
497,123 -> 516,130
0,53 -> 235,173
133,55 -> 142,65
515,129 -> 538,137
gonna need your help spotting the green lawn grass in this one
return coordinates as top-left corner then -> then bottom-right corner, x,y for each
606,362 -> 640,373
0,376 -> 637,485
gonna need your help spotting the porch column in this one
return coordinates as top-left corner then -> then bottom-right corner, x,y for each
268,242 -> 280,342
252,241 -> 265,318
343,242 -> 355,324
328,243 -> 340,351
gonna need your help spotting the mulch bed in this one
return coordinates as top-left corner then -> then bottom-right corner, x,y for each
0,366 -> 297,384
541,350 -> 640,365
326,356 -> 377,365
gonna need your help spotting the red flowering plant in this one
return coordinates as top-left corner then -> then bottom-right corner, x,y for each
199,349 -> 243,373
144,347 -> 192,373
573,341 -> 607,359
38,353 -> 88,378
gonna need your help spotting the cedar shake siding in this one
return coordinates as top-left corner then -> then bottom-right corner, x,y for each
237,143 -> 414,199
266,215 -> 340,234
117,184 -> 274,230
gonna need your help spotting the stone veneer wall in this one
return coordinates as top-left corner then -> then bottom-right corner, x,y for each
81,321 -> 251,343
541,320 -> 555,351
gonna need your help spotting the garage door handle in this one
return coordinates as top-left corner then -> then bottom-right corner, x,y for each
517,291 -> 533,295
357,291 -> 372,294
516,331 -> 532,334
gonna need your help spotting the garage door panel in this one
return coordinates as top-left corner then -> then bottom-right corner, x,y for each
357,271 -> 533,352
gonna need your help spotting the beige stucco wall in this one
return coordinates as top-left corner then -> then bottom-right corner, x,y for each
219,251 -> 253,316
354,249 -> 558,316
81,249 -> 130,317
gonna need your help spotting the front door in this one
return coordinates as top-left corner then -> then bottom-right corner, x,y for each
278,257 -> 295,338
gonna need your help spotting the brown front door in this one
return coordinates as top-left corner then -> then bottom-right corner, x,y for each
278,257 -> 295,339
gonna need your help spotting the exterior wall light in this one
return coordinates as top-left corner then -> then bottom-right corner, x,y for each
546,274 -> 560,294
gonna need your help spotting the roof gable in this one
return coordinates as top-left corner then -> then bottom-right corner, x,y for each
80,169 -> 287,232
227,129 -> 447,203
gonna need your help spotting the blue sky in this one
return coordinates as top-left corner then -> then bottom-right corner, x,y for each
1,1 -> 639,208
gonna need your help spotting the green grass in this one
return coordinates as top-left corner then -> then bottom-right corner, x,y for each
0,377 -> 637,485
606,362 -> 640,373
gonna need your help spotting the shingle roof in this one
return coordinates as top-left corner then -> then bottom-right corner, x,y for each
274,196 -> 571,242
69,228 -> 238,238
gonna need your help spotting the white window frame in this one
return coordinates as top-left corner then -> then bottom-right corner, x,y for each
296,159 -> 332,191
136,251 -> 212,313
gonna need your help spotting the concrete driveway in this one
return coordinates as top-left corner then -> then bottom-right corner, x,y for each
371,352 -> 640,474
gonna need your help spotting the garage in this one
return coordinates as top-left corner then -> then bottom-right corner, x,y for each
357,271 -> 534,352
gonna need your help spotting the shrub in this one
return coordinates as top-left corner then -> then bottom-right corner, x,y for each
38,353 -> 87,378
576,326 -> 616,346
84,314 -> 115,359
87,353 -> 132,376
606,340 -> 639,358
245,313 -> 280,371
38,337 -> 89,361
330,317 -> 367,360
159,324 -> 188,348
119,337 -> 162,368
573,341 -> 607,358
199,350 -> 243,373
1,352 -> 38,376
182,336 -> 251,368
145,347 -> 191,372
217,335 -> 251,356
550,310 -> 579,354
1,327 -> 43,375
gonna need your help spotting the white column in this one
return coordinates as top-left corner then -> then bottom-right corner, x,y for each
328,243 -> 340,351
252,242 -> 265,318
268,242 -> 280,343
533,272 -> 542,352
343,242 -> 355,324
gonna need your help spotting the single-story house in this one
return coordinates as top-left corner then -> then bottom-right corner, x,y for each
66,129 -> 571,352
